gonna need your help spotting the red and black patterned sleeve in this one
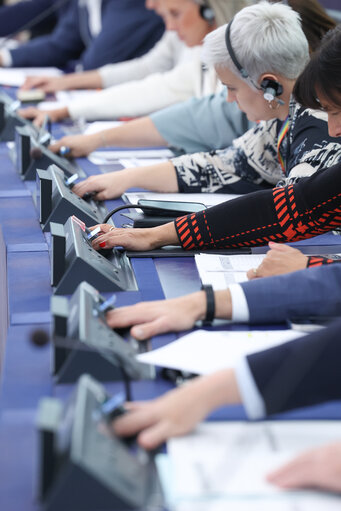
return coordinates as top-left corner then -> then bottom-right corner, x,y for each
174,163 -> 341,250
307,256 -> 341,267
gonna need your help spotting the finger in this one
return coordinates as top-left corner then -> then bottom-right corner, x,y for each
247,268 -> 258,280
95,190 -> 111,201
106,305 -> 156,329
267,458 -> 312,488
113,407 -> 157,437
33,116 -> 45,128
18,107 -> 36,119
138,420 -> 171,450
131,317 -> 173,340
73,180 -> 100,197
91,232 -> 113,249
268,241 -> 293,252
21,78 -> 40,90
48,141 -> 63,154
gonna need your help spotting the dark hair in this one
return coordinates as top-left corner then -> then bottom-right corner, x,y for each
293,26 -> 341,110
287,0 -> 336,53
270,0 -> 336,53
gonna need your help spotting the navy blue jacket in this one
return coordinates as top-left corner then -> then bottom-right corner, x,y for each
247,318 -> 341,415
8,0 -> 164,70
241,264 -> 341,324
0,0 -> 60,38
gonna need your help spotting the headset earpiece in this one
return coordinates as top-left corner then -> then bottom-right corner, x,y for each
225,19 -> 285,106
260,78 -> 284,103
199,5 -> 215,24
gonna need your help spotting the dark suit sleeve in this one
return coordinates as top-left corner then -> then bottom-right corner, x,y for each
9,0 -> 164,70
240,264 -> 341,324
246,318 -> 341,415
81,0 -> 164,70
9,0 -> 84,68
0,0 -> 55,37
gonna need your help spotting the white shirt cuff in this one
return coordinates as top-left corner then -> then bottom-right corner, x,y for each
235,356 -> 266,420
229,283 -> 250,323
1,49 -> 12,67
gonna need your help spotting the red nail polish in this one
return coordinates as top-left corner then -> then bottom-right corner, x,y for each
99,241 -> 106,248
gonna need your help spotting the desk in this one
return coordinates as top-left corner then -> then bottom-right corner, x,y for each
0,117 -> 341,511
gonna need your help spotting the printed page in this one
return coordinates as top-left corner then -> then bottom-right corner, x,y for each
195,253 -> 266,288
136,329 -> 304,375
157,421 -> 341,510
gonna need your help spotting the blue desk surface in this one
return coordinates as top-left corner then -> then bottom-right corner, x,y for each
1,117 -> 341,510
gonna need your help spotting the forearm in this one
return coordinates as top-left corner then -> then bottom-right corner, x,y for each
125,161 -> 179,193
99,117 -> 167,148
191,368 -> 242,414
59,70 -> 103,90
47,107 -> 70,122
174,163 -> 341,250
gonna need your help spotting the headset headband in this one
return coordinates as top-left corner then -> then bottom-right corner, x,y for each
225,18 -> 249,79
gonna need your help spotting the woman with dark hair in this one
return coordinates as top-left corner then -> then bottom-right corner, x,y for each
294,25 -> 341,137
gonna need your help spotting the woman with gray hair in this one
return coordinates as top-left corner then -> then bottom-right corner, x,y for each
20,0 -> 251,124
71,1 -> 341,203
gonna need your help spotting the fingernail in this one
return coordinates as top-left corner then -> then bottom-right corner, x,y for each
99,241 -> 106,248
133,328 -> 144,339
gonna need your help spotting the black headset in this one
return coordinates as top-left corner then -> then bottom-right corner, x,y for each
225,18 -> 284,104
199,4 -> 215,24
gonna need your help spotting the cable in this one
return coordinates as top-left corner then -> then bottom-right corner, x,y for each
103,203 -> 172,224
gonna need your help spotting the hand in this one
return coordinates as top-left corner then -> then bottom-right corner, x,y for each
18,106 -> 68,126
247,242 -> 308,280
49,134 -> 100,158
89,222 -> 177,251
18,106 -> 49,127
113,368 -> 240,449
106,288 -> 232,340
20,75 -> 66,93
72,170 -> 133,200
107,292 -> 207,340
267,442 -> 341,493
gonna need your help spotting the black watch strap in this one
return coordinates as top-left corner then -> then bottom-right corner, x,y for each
201,284 -> 215,326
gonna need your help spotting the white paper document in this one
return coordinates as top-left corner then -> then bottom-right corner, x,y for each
158,421 -> 341,510
88,148 -> 174,165
119,158 -> 169,168
124,191 -> 240,208
195,253 -> 266,288
0,67 -> 61,87
136,329 -> 304,374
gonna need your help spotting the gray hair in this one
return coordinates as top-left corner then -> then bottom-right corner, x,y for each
195,0 -> 254,27
202,1 -> 310,83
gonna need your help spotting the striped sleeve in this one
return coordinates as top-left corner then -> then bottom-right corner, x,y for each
174,164 -> 341,250
307,256 -> 341,268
